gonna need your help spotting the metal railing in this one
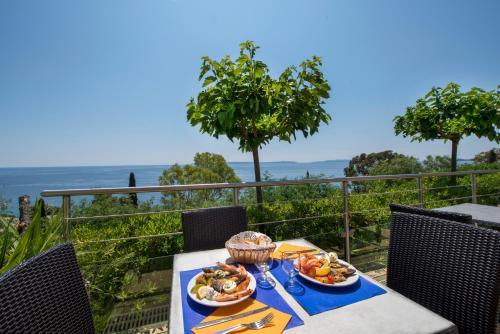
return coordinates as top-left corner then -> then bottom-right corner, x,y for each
41,169 -> 500,262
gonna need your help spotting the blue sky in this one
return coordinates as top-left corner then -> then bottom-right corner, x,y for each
0,0 -> 499,167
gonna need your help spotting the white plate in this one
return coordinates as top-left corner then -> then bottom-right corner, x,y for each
187,269 -> 256,307
294,256 -> 359,287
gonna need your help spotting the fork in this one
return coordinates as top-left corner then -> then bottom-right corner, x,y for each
213,313 -> 274,334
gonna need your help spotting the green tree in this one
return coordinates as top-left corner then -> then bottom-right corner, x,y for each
159,152 -> 240,208
486,149 -> 498,163
394,83 -> 499,183
344,150 -> 404,177
474,148 -> 499,163
422,155 -> 451,172
187,41 -> 331,205
368,156 -> 423,176
128,172 -> 138,207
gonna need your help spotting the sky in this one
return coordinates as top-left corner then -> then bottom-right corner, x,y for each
0,0 -> 499,167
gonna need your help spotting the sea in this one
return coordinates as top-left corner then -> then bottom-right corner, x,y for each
0,160 -> 349,215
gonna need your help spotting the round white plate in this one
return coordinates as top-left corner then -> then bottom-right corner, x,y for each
187,270 -> 256,307
294,257 -> 359,287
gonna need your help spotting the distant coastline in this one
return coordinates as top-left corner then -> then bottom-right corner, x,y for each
0,158 -> 475,169
0,160 -> 350,214
0,159 -> 352,169
0,158 -> 478,215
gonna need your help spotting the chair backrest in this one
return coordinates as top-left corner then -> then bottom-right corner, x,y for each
181,206 -> 248,252
0,243 -> 95,333
389,203 -> 473,224
387,211 -> 500,334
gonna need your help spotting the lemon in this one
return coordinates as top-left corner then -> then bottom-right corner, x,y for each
190,284 -> 204,295
197,285 -> 210,300
315,265 -> 331,277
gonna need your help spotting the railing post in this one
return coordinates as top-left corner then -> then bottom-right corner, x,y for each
62,195 -> 71,241
342,181 -> 351,263
232,188 -> 239,206
471,173 -> 477,204
418,175 -> 424,208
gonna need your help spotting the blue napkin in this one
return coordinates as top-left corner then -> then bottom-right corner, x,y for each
270,260 -> 386,315
180,266 -> 303,334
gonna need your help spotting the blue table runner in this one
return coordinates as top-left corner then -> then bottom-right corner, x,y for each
180,265 -> 303,334
270,260 -> 387,315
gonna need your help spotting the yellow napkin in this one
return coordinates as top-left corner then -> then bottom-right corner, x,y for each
192,298 -> 291,334
271,243 -> 319,260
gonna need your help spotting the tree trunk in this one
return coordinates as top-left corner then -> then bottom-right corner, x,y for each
17,195 -> 31,234
252,147 -> 263,206
450,138 -> 459,185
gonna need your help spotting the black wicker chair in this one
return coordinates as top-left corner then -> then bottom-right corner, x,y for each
387,211 -> 500,334
0,243 -> 95,333
389,203 -> 473,224
181,206 -> 248,252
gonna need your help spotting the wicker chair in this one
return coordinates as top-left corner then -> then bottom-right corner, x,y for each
0,243 -> 95,333
387,211 -> 500,334
182,206 -> 248,252
389,203 -> 473,224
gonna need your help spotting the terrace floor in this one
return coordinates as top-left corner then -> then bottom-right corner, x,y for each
365,267 -> 387,285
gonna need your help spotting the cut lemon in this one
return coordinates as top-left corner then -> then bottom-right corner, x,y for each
190,284 -> 204,295
197,285 -> 210,300
315,265 -> 331,277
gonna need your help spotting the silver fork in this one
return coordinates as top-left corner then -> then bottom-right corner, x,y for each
213,313 -> 274,334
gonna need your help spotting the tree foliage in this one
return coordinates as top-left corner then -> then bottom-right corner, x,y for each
394,83 -> 499,143
159,152 -> 240,207
394,82 -> 500,176
187,41 -> 331,151
422,155 -> 451,172
368,156 -> 423,176
474,148 -> 499,163
128,172 -> 138,207
344,150 -> 405,177
187,41 -> 331,204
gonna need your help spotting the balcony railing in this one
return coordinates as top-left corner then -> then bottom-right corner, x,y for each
41,169 -> 500,263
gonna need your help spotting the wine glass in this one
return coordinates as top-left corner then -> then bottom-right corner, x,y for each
255,256 -> 276,289
281,251 -> 303,294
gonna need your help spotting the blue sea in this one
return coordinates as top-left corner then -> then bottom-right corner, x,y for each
0,160 -> 349,215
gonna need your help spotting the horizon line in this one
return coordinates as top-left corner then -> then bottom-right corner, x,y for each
0,157 -> 476,169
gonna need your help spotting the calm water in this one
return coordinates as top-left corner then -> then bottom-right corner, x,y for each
0,160 -> 348,215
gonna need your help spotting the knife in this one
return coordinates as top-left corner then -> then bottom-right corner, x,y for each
192,305 -> 270,329
277,248 -> 320,254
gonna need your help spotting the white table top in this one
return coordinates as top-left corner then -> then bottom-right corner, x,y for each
169,239 -> 457,334
435,203 -> 500,227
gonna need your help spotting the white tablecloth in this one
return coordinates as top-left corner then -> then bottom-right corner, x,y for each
169,239 -> 457,334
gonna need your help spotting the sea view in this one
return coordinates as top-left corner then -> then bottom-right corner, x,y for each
0,160 -> 349,214
1,2 -> 498,333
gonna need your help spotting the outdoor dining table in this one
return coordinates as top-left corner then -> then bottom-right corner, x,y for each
435,203 -> 500,229
169,238 -> 457,334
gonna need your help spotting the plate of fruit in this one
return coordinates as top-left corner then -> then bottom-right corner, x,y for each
294,252 -> 359,287
188,262 -> 256,307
